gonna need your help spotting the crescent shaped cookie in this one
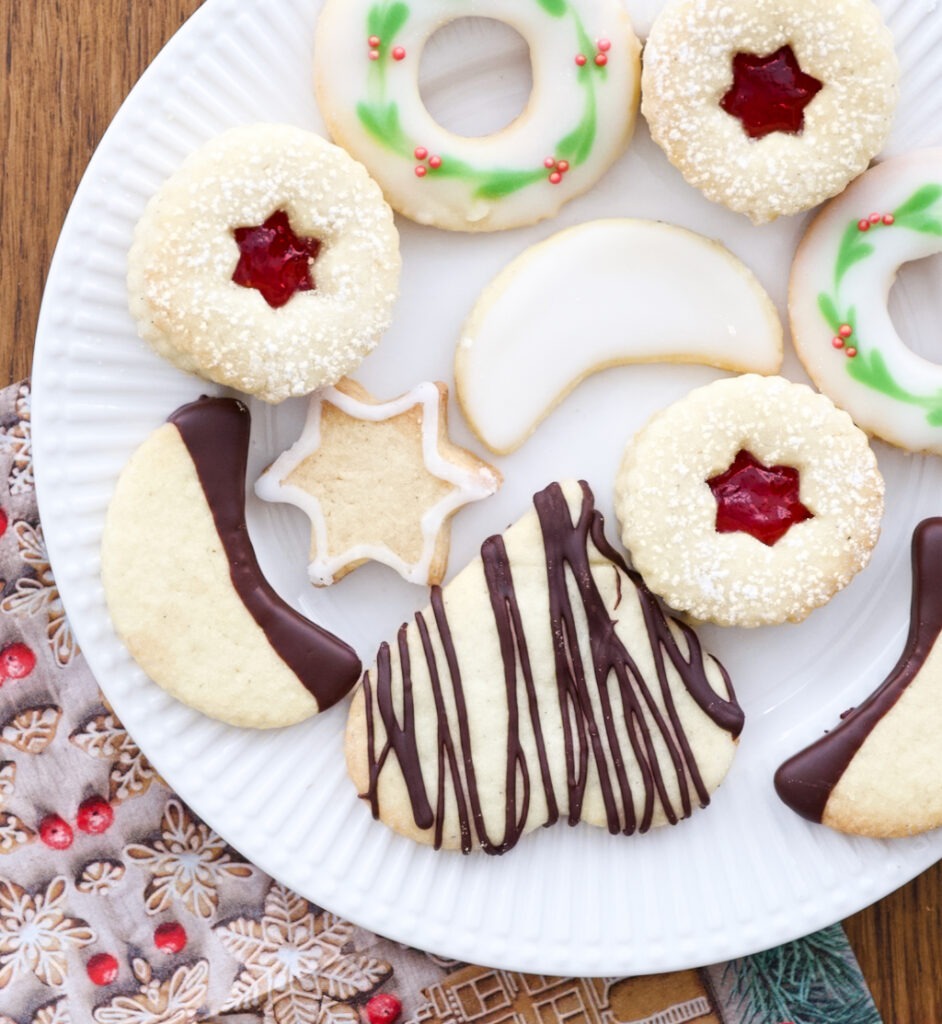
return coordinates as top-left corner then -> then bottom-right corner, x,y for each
346,480 -> 744,854
455,220 -> 783,454
101,397 -> 362,729
775,519 -> 942,837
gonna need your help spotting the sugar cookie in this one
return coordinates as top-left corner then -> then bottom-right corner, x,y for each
346,480 -> 744,854
641,0 -> 898,224
255,379 -> 501,586
776,519 -> 942,837
127,123 -> 401,403
455,219 -> 783,454
790,150 -> 942,454
614,375 -> 884,628
313,0 -> 641,231
101,397 -> 362,728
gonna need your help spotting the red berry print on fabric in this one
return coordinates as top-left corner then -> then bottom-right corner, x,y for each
707,449 -> 813,546
76,795 -> 115,834
0,508 -> 8,539
232,210 -> 322,309
39,814 -> 74,850
0,641 -> 37,681
366,992 -> 403,1024
87,952 -> 119,986
154,921 -> 188,954
721,46 -> 822,139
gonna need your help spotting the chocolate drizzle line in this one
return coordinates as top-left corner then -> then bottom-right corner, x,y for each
169,396 -> 361,711
775,518 -> 942,823
361,480 -> 743,854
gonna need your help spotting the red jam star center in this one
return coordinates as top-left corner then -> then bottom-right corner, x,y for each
707,449 -> 813,546
720,45 -> 823,139
232,209 -> 321,308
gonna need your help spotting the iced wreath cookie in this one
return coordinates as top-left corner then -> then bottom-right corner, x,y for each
346,481 -> 744,854
255,378 -> 501,586
101,397 -> 362,729
127,124 -> 401,403
776,519 -> 942,837
641,0 -> 898,224
615,375 -> 884,628
456,219 -> 783,454
790,150 -> 942,454
314,0 -> 641,231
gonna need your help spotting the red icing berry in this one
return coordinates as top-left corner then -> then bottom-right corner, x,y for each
858,218 -> 871,232
838,324 -> 853,338
76,796 -> 114,835
415,146 -> 428,161
548,171 -> 563,184
154,921 -> 188,954
415,165 -> 427,178
544,156 -> 556,168
87,953 -> 119,987
428,155 -> 442,169
846,347 -> 858,358
832,337 -> 845,349
707,449 -> 813,547
39,814 -> 74,850
368,35 -> 381,48
597,38 -> 612,53
366,994 -> 402,1024
392,46 -> 406,61
575,53 -> 587,66
0,642 -> 36,681
369,49 -> 380,60
232,210 -> 321,309
557,160 -> 570,173
594,53 -> 608,67
883,213 -> 895,225
869,212 -> 881,223
720,45 -> 822,139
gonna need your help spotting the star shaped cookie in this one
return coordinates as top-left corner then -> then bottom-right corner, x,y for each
256,379 -> 501,586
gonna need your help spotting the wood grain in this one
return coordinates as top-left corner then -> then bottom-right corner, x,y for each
3,1 -> 940,1017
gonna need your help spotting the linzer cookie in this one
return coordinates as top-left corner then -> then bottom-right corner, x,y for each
641,0 -> 898,223
615,375 -> 884,627
101,397 -> 361,729
776,519 -> 942,838
127,123 -> 401,403
255,379 -> 501,586
346,480 -> 744,854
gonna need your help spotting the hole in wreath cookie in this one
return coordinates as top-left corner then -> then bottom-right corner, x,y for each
888,253 -> 942,364
720,45 -> 823,139
419,18 -> 532,138
707,449 -> 813,546
232,210 -> 322,309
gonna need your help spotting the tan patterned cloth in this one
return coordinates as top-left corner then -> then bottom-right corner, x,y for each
0,381 -> 879,1024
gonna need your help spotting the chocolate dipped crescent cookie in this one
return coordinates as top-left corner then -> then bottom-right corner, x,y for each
346,480 -> 744,854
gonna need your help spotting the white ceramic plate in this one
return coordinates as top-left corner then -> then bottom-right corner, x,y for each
31,0 -> 942,976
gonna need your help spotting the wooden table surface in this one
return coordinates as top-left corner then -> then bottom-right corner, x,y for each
4,2 -> 941,1018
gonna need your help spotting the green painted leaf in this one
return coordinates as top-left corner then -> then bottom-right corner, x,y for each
926,405 -> 942,426
556,89 -> 597,165
535,0 -> 567,16
834,219 -> 874,287
474,168 -> 546,199
367,4 -> 384,38
902,213 -> 942,235
356,101 -> 408,152
893,183 -> 942,219
846,348 -> 913,403
817,293 -> 841,332
381,2 -> 409,41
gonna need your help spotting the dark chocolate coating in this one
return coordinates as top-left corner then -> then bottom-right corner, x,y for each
775,518 -> 942,823
169,396 -> 362,713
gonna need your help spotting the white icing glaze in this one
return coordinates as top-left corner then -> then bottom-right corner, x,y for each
455,219 -> 783,454
313,0 -> 640,232
790,150 -> 942,455
256,381 -> 500,585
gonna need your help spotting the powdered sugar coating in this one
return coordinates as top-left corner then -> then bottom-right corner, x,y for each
614,375 -> 885,627
641,0 -> 899,224
127,123 -> 401,403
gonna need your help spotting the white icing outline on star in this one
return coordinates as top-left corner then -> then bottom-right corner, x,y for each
255,381 -> 500,585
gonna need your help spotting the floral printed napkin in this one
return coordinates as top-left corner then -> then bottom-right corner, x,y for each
0,380 -> 883,1024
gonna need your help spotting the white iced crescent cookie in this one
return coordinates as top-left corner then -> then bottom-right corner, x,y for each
641,0 -> 898,224
127,123 -> 401,403
313,0 -> 641,231
790,150 -> 942,455
455,219 -> 783,454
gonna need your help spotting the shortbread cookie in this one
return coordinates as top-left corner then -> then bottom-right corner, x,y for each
256,379 -> 501,586
615,375 -> 884,628
346,480 -> 744,854
127,123 -> 401,403
455,219 -> 783,454
642,0 -> 898,224
790,150 -> 942,454
776,519 -> 942,837
101,397 -> 362,728
314,0 -> 641,231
